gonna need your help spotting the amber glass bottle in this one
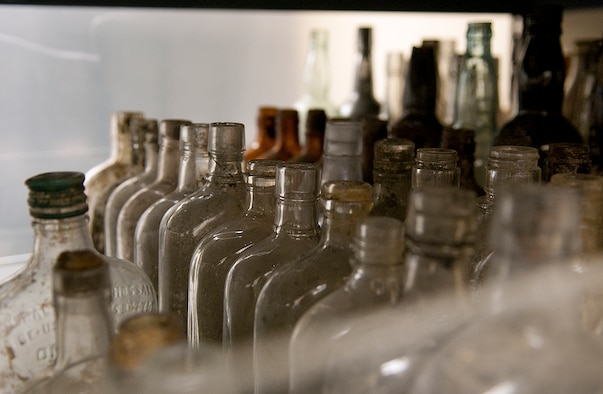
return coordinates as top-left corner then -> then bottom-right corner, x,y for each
288,109 -> 327,164
245,106 -> 278,161
257,109 -> 302,161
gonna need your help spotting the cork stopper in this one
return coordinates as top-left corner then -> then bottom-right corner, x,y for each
53,250 -> 110,296
208,122 -> 246,153
26,171 -> 88,219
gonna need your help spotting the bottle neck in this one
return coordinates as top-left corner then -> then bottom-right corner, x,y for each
403,49 -> 438,117
320,207 -> 370,248
155,138 -> 180,183
466,35 -> 492,58
245,184 -> 277,217
206,152 -> 246,184
346,264 -> 404,303
274,120 -> 300,154
110,128 -> 132,165
304,40 -> 331,101
353,49 -> 376,100
321,155 -> 363,185
297,133 -> 324,161
373,171 -> 413,197
143,141 -> 159,176
274,198 -> 320,238
177,145 -> 199,192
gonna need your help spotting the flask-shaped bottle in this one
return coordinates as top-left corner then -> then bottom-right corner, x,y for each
339,27 -> 381,120
254,180 -> 373,393
245,106 -> 278,162
288,109 -> 327,164
257,109 -> 302,161
411,148 -> 460,189
105,119 -> 159,257
320,119 -> 363,185
86,111 -> 144,252
0,172 -> 156,392
158,122 -> 247,328
117,119 -> 189,262
134,124 -> 209,291
188,159 -> 280,346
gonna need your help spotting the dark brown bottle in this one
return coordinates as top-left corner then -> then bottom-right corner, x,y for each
257,108 -> 302,161
542,142 -> 592,182
244,106 -> 277,161
440,127 -> 484,196
588,39 -> 603,172
389,45 -> 443,149
495,6 -> 583,161
361,116 -> 388,184
289,109 -> 327,163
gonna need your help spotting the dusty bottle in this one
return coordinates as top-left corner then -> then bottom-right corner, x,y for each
158,122 -> 247,328
134,124 -> 209,291
85,111 -> 144,253
257,109 -> 302,161
245,106 -> 278,162
0,172 -> 156,392
23,250 -> 113,394
116,119 -> 190,262
288,109 -> 327,164
188,159 -> 280,346
369,137 -> 415,221
390,45 -> 443,149
542,142 -> 591,182
254,180 -> 373,393
320,119 -> 363,185
440,127 -> 483,195
411,148 -> 460,189
105,119 -> 159,257
223,163 -> 321,386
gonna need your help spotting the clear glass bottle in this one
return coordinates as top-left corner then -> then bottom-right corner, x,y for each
382,52 -> 405,126
23,250 -> 113,394
134,124 -> 209,291
0,172 -> 156,392
254,180 -> 373,393
223,163 -> 321,385
440,127 -> 483,195
453,22 -> 499,188
105,119 -> 159,257
389,45 -> 443,149
288,109 -> 327,164
542,142 -> 592,182
411,148 -> 460,189
158,122 -> 247,328
116,119 -> 190,262
360,116 -> 389,184
369,137 -> 415,221
289,216 -> 404,393
245,106 -> 278,162
294,29 -> 337,131
257,108 -> 302,161
188,159 -> 280,347
320,119 -> 363,186
339,27 -> 381,121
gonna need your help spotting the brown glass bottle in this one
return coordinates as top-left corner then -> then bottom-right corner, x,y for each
257,108 -> 302,161
389,45 -> 443,149
542,142 -> 592,182
245,106 -> 278,161
289,109 -> 327,163
440,127 -> 484,196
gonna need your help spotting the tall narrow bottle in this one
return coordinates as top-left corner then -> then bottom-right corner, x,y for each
411,148 -> 460,189
116,119 -> 189,262
188,159 -> 280,346
134,124 -> 209,291
320,119 -> 363,185
85,111 -> 144,252
105,119 -> 159,257
257,109 -> 302,161
382,52 -> 405,126
339,27 -> 381,121
158,122 -> 247,328
254,180 -> 373,393
245,107 -> 278,162
288,109 -> 327,164
360,116 -> 389,184
0,172 -> 156,393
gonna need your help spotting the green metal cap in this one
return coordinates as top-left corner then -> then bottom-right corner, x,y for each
25,171 -> 88,219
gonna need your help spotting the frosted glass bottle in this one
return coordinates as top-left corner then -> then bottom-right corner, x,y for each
86,112 -> 144,252
369,138 -> 415,221
290,216 -> 404,393
188,159 -> 280,347
411,148 -> 460,189
105,119 -> 159,257
134,123 -> 209,291
116,119 -> 190,262
254,180 -> 373,393
0,172 -> 156,392
320,119 -> 363,185
23,250 -> 113,394
223,163 -> 321,386
158,122 -> 247,328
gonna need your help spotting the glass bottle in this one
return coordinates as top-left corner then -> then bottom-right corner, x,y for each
542,142 -> 591,182
254,180 -> 373,393
23,250 -> 113,394
360,116 -> 388,184
158,122 -> 247,328
288,109 -> 327,164
223,163 -> 321,384
411,148 -> 460,189
382,52 -> 405,126
289,216 -> 404,393
105,119 -> 159,257
339,27 -> 381,121
496,6 -> 583,161
0,172 -> 156,392
294,29 -> 337,132
320,119 -> 363,186
257,108 -> 302,161
453,22 -> 499,188
440,127 -> 483,195
588,40 -> 603,172
85,111 -> 144,252
116,119 -> 190,262
134,124 -> 209,292
188,159 -> 280,346
245,106 -> 278,162
369,137 -> 415,221
471,145 -> 541,285
389,45 -> 443,149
